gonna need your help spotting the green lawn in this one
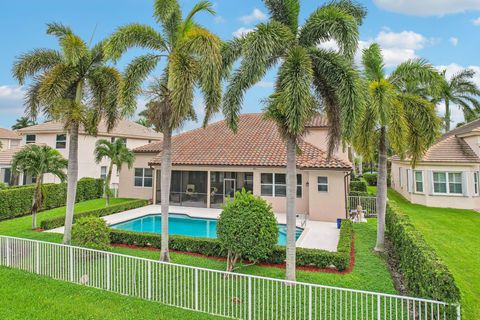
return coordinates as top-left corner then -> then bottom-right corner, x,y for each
388,190 -> 480,320
0,198 -> 395,319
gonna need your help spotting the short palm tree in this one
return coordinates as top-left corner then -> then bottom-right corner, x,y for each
222,0 -> 366,281
355,43 -> 441,252
11,116 -> 36,130
94,139 -> 135,206
12,23 -> 126,244
104,0 -> 222,262
436,69 -> 480,131
11,145 -> 67,229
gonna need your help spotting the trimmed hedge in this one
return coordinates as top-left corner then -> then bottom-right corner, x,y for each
40,199 -> 148,230
110,220 -> 354,271
0,178 -> 103,221
386,201 -> 460,304
363,173 -> 377,186
350,180 -> 367,192
349,191 -> 369,197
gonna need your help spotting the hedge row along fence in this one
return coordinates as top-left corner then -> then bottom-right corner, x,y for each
40,199 -> 148,230
110,220 -> 354,270
0,178 -> 103,221
386,201 -> 461,304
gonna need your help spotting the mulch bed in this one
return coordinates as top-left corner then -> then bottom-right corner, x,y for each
112,233 -> 356,275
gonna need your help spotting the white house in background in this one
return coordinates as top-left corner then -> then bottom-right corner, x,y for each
0,120 -> 162,186
391,119 -> 480,210
0,128 -> 21,151
0,128 -> 22,184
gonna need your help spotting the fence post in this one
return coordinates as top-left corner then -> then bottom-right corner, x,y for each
308,286 -> 313,320
195,268 -> 199,311
248,277 -> 252,320
106,254 -> 111,291
69,246 -> 74,282
36,242 -> 40,274
148,260 -> 152,300
377,294 -> 381,319
5,238 -> 10,267
457,304 -> 461,320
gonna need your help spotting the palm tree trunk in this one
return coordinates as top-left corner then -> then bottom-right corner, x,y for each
160,128 -> 172,262
63,122 -> 79,244
358,156 -> 363,176
375,127 -> 387,252
444,98 -> 450,132
285,136 -> 297,281
105,162 -> 114,206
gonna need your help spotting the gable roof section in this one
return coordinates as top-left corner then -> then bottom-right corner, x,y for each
0,146 -> 24,164
17,119 -> 162,140
137,113 -> 351,169
0,128 -> 21,140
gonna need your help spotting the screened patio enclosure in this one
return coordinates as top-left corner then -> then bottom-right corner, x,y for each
155,170 -> 254,208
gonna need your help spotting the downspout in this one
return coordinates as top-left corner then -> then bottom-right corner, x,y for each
344,171 -> 352,219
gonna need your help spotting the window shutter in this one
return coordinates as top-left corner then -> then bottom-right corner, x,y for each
407,169 -> 413,193
462,172 -> 468,197
427,170 -> 434,195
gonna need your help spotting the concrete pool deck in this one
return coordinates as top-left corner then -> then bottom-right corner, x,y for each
46,205 -> 340,252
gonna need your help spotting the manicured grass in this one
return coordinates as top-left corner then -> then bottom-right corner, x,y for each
388,190 -> 480,320
0,198 -> 395,319
0,267 -> 224,320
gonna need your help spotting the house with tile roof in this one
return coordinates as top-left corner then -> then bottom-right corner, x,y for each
391,119 -> 480,209
118,113 -> 352,221
0,128 -> 22,184
2,119 -> 162,186
0,128 -> 21,150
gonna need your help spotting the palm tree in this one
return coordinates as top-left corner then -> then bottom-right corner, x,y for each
355,43 -> 441,252
11,145 -> 67,229
436,69 -> 480,131
12,23 -> 127,244
11,116 -> 37,130
104,0 -> 222,262
222,0 -> 366,281
94,139 -> 135,206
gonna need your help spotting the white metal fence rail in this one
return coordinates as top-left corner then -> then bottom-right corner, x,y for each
0,235 -> 460,320
348,196 -> 377,217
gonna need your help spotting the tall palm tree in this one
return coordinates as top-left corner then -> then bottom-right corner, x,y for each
104,0 -> 222,262
355,43 -> 441,252
11,145 -> 67,229
436,69 -> 480,131
12,23 -> 126,244
11,116 -> 37,130
94,139 -> 135,206
222,0 -> 366,281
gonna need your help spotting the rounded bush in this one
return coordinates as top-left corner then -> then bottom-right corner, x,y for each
363,173 -> 378,186
217,189 -> 278,271
350,180 -> 367,192
72,216 -> 111,251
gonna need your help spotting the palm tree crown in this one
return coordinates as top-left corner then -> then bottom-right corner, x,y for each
12,116 -> 37,130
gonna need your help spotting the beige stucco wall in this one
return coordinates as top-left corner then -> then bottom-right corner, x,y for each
303,128 -> 349,162
118,160 -> 349,222
0,138 -> 20,150
391,160 -> 480,210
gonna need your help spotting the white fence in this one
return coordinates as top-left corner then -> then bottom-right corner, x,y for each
348,196 -> 377,217
0,235 -> 460,320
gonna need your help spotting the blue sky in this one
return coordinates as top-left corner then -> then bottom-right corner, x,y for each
1,0 -> 480,129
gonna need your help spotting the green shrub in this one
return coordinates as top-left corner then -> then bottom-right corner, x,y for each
0,182 -> 7,190
0,177 -> 104,221
109,219 -> 354,271
217,189 -> 278,271
40,199 -> 148,230
72,216 -> 111,251
350,180 -> 367,192
386,201 -> 460,305
363,173 -> 377,186
349,190 -> 369,197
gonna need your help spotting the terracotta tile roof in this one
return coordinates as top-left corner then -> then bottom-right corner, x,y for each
17,119 -> 162,140
0,146 -> 24,164
393,121 -> 480,163
138,113 -> 351,169
0,128 -> 21,140
305,114 -> 328,128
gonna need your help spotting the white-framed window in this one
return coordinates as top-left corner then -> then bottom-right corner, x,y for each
296,174 -> 302,198
414,170 -> 424,193
100,166 -> 107,180
433,171 -> 463,195
134,168 -> 153,187
475,172 -> 479,196
25,134 -> 36,144
56,134 -> 66,149
317,176 -> 328,192
260,173 -> 302,198
398,167 -> 402,188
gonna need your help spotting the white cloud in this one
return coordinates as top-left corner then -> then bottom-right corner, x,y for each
318,39 -> 339,51
214,16 -> 226,24
0,85 -> 25,117
375,30 -> 427,50
239,8 -> 266,24
449,37 -> 459,46
255,81 -> 274,88
473,17 -> 480,25
233,27 -> 253,38
373,0 -> 480,16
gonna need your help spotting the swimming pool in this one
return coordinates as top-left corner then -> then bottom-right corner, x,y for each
111,213 -> 303,246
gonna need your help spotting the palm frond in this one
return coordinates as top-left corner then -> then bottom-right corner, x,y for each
263,0 -> 299,33
60,33 -> 89,66
220,37 -> 245,80
38,64 -> 79,106
153,0 -> 182,44
12,49 -> 63,84
361,43 -> 384,82
46,22 -> 73,39
389,59 -> 442,94
323,0 -> 366,25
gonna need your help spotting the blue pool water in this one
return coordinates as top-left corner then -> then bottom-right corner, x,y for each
111,213 -> 303,246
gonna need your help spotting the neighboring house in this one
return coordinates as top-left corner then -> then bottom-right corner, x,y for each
7,120 -> 162,185
0,128 -> 22,184
391,119 -> 480,210
118,113 -> 352,222
0,128 -> 21,151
